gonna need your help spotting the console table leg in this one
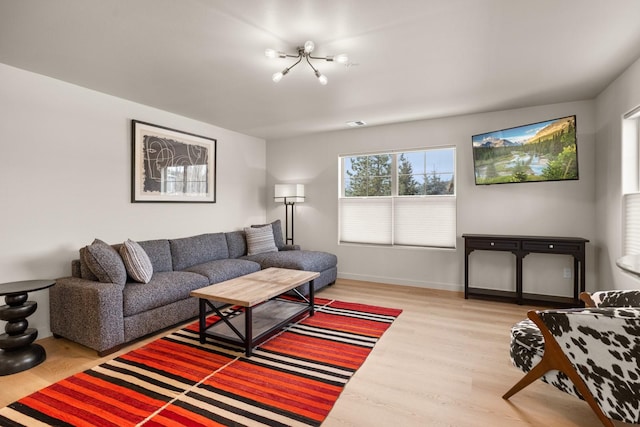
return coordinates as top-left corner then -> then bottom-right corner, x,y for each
516,254 -> 524,305
464,251 -> 470,299
572,257 -> 578,302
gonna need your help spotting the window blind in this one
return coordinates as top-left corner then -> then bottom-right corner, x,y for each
339,198 -> 392,245
339,196 -> 456,248
394,196 -> 456,248
624,192 -> 640,255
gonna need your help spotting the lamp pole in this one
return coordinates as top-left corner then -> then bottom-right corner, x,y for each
284,197 -> 295,245
275,184 -> 304,246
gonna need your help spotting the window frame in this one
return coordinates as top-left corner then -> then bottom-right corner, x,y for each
338,146 -> 457,249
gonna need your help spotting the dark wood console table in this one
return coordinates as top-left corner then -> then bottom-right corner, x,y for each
463,234 -> 588,307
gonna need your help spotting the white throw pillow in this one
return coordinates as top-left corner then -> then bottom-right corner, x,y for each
120,239 -> 154,283
244,224 -> 278,255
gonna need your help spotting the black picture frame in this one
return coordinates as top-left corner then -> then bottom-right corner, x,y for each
131,120 -> 216,203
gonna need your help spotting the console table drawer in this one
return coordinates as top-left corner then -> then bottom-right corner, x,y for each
522,241 -> 582,253
466,239 -> 519,251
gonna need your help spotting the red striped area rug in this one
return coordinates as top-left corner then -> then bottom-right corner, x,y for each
0,298 -> 401,426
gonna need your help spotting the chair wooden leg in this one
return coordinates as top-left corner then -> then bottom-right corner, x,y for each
580,291 -> 596,307
505,311 -> 615,427
503,355 -> 552,399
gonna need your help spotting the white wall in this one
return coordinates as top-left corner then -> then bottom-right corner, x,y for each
0,63 -> 267,337
10,51 -> 640,342
267,100 -> 596,297
595,55 -> 640,290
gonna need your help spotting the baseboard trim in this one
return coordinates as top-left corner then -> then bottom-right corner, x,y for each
337,272 -> 463,292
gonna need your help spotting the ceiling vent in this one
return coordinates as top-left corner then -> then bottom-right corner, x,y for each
346,120 -> 367,127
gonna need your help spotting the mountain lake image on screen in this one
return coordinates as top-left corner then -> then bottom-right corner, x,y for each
472,115 -> 578,185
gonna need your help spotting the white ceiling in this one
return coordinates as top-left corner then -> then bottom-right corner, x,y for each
2,0 -> 640,140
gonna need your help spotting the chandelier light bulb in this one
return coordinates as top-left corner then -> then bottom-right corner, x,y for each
272,67 -> 290,83
303,40 -> 315,54
315,71 -> 328,85
265,49 -> 287,59
334,53 -> 349,64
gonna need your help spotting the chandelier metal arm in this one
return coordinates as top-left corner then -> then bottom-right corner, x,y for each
305,55 -> 319,73
287,55 -> 303,71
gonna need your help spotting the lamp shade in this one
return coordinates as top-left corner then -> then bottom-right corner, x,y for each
274,184 -> 305,203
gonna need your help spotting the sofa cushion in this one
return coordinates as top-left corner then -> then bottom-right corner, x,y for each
243,250 -> 337,272
185,259 -> 261,283
170,233 -> 230,271
225,231 -> 247,259
122,271 -> 209,317
84,239 -> 127,286
245,225 -> 278,255
252,219 -> 285,250
138,239 -> 173,272
120,239 -> 153,283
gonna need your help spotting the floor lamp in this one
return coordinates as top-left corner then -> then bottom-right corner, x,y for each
274,184 -> 305,245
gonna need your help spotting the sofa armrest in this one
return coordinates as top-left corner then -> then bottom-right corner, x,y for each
50,276 -> 125,354
280,244 -> 301,251
582,290 -> 640,307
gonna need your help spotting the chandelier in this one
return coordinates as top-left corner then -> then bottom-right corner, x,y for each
265,40 -> 348,85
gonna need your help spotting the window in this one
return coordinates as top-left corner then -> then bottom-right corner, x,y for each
339,147 -> 456,248
623,106 -> 640,255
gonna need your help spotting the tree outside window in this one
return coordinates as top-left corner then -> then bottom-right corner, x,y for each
399,149 -> 455,196
344,149 -> 455,197
344,154 -> 392,196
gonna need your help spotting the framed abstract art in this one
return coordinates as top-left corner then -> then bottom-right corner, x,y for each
131,120 -> 216,203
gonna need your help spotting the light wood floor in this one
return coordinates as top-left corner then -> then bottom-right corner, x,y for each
1,279 -> 634,427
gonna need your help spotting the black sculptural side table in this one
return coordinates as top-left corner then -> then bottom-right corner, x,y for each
0,280 -> 55,375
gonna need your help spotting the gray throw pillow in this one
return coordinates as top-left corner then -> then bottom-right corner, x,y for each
244,225 -> 278,255
79,246 -> 99,281
120,239 -> 154,283
84,239 -> 127,285
251,219 -> 285,249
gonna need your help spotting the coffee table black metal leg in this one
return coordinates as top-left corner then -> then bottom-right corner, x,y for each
198,298 -> 206,344
309,279 -> 315,316
245,306 -> 253,357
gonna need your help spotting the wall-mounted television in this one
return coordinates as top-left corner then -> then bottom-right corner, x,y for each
472,115 -> 578,185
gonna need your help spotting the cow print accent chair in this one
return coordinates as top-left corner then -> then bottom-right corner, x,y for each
504,290 -> 640,427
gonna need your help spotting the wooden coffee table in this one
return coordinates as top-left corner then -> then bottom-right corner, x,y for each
190,267 -> 320,356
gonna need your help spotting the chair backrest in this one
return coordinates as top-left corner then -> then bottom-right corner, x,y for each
538,307 -> 640,424
581,290 -> 640,308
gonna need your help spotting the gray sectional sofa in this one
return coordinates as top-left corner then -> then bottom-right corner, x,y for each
50,222 -> 337,356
